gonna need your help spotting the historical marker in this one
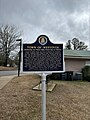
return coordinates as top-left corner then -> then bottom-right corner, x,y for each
23,35 -> 64,120
23,35 -> 64,72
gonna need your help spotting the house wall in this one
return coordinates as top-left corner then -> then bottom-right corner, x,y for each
85,60 -> 90,65
64,58 -> 87,72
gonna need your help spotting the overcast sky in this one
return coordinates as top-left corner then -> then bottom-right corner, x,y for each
0,0 -> 90,48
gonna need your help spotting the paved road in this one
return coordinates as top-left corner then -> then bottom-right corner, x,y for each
0,70 -> 18,76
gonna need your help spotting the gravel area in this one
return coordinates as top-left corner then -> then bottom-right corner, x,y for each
0,74 -> 90,120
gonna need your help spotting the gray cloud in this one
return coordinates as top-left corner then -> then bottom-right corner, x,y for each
0,0 -> 90,48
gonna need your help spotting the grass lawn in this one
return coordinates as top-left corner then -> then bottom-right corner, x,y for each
0,74 -> 90,120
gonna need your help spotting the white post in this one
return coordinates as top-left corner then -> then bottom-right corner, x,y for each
41,73 -> 46,120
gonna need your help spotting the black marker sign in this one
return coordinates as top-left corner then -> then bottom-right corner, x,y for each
23,35 -> 64,72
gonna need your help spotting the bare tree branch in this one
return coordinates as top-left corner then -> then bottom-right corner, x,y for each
0,24 -> 22,66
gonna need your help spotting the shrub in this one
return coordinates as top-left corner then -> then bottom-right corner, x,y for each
81,65 -> 90,81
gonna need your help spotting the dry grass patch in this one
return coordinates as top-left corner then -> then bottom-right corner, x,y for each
0,75 -> 90,120
0,66 -> 17,71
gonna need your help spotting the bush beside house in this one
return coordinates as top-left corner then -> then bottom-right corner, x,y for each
82,65 -> 90,81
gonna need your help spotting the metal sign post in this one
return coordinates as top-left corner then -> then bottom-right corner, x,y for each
41,73 -> 46,120
16,39 -> 22,77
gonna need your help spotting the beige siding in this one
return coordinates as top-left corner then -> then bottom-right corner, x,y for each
65,58 -> 85,72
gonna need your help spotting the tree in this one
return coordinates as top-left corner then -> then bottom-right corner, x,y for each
78,41 -> 87,50
65,40 -> 72,50
0,25 -> 22,66
71,38 -> 79,50
14,53 -> 19,66
65,38 -> 88,50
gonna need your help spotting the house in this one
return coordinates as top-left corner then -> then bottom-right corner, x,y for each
51,49 -> 90,80
64,49 -> 90,73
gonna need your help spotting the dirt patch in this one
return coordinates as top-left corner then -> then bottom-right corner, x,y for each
0,75 -> 90,120
0,66 -> 17,71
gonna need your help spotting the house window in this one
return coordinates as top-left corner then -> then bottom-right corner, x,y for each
85,61 -> 90,66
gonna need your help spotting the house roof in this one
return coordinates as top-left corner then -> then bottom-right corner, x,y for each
64,49 -> 90,59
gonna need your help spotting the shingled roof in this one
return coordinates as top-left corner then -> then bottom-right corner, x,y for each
64,49 -> 90,59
